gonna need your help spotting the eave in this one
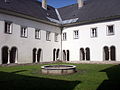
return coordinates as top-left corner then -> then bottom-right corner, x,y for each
63,15 -> 120,27
0,8 -> 61,27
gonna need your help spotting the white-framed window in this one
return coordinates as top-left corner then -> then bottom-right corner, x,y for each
91,28 -> 97,38
46,31 -> 51,41
4,21 -> 12,34
73,30 -> 79,39
107,25 -> 114,35
62,32 -> 67,41
55,33 -> 59,42
35,29 -> 41,39
21,26 -> 28,38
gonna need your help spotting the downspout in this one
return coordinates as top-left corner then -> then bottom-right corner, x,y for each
60,26 -> 63,61
55,8 -> 63,61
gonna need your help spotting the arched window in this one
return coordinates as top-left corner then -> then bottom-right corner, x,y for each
10,47 -> 18,63
86,48 -> 90,61
67,50 -> 70,61
80,48 -> 85,60
33,48 -> 37,63
56,49 -> 60,60
37,49 -> 42,63
63,50 -> 66,61
103,46 -> 109,61
110,46 -> 116,61
53,49 -> 56,61
2,46 -> 9,64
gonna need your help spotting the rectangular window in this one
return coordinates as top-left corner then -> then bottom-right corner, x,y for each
21,26 -> 28,38
91,28 -> 97,38
107,25 -> 114,35
35,29 -> 41,39
4,21 -> 12,34
73,30 -> 79,39
63,32 -> 67,41
55,33 -> 59,42
46,31 -> 51,41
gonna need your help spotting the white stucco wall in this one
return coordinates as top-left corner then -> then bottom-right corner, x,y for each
0,13 -> 61,64
1,12 -> 120,64
62,20 -> 120,61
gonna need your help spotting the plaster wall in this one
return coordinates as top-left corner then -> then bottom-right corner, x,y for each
62,20 -> 120,61
0,13 -> 61,64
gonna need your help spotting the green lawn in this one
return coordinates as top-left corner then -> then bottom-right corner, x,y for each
0,63 -> 120,90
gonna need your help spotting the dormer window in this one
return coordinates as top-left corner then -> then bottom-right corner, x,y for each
4,21 -> 12,34
21,26 -> 28,38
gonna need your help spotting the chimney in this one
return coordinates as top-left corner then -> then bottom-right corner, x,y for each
77,0 -> 83,8
42,0 -> 47,10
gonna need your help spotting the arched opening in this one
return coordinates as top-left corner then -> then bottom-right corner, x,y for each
2,46 -> 9,64
10,47 -> 17,63
37,49 -> 42,63
63,50 -> 66,61
67,50 -> 70,61
110,46 -> 116,61
53,49 -> 56,61
103,46 -> 109,61
56,49 -> 60,60
80,48 -> 85,61
33,48 -> 37,63
86,48 -> 90,61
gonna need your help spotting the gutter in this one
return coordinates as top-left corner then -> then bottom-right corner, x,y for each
55,9 -> 64,60
1,8 -> 120,28
63,15 -> 120,27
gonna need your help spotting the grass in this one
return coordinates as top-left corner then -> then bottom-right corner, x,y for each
0,63 -> 120,90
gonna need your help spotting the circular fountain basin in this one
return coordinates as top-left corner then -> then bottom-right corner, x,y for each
41,65 -> 76,75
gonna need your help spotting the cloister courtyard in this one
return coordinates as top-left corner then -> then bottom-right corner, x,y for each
0,62 -> 120,90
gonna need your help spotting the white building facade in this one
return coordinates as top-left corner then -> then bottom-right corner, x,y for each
62,20 -> 120,61
0,13 -> 61,64
0,0 -> 120,65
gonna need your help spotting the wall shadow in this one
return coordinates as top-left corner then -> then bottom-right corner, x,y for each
97,65 -> 120,90
0,71 -> 80,90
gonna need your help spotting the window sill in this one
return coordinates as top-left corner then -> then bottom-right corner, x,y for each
35,38 -> 41,40
91,36 -> 97,38
46,40 -> 51,41
21,36 -> 28,38
55,41 -> 59,42
107,33 -> 115,36
74,38 -> 79,39
4,32 -> 12,34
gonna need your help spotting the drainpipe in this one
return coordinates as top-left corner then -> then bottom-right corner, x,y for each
60,26 -> 63,61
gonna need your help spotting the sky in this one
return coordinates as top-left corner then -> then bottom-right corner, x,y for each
39,0 -> 77,8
